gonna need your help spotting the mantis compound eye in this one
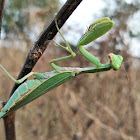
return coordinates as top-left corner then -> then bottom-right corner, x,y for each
108,53 -> 123,71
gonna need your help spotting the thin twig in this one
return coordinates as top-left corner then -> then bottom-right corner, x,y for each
81,108 -> 134,140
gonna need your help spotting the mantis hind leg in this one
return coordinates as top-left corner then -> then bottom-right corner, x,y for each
0,64 -> 35,84
50,14 -> 76,71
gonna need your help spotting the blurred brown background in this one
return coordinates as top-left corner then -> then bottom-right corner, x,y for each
0,0 -> 140,140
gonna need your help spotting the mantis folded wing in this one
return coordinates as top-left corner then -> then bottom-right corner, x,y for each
0,16 -> 123,118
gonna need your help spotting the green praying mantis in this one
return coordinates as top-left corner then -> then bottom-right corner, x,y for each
0,16 -> 123,118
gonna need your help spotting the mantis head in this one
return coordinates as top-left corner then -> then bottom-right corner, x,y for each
108,53 -> 123,71
77,17 -> 114,46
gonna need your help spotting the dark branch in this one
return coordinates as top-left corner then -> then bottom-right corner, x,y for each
4,113 -> 16,140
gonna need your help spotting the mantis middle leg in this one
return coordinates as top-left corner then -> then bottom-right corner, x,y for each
50,15 -> 76,71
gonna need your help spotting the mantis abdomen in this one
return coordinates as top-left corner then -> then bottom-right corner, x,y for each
0,72 -> 75,118
0,79 -> 41,116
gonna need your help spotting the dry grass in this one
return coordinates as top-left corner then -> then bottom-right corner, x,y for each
0,42 -> 139,140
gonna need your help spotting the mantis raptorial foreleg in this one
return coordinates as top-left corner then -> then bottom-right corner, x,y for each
77,17 -> 114,67
50,15 -> 76,71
